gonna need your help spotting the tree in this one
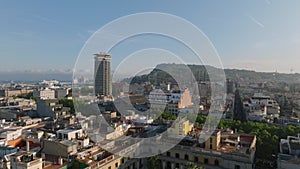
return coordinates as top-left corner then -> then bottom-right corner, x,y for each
147,156 -> 161,169
161,110 -> 177,120
59,99 -> 75,114
16,92 -> 34,99
184,162 -> 204,169
233,89 -> 247,122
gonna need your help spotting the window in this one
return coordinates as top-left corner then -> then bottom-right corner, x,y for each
175,153 -> 180,158
199,142 -> 205,148
204,158 -> 208,164
115,162 -> 118,167
176,163 -> 180,168
235,165 -> 240,169
122,158 -> 125,164
167,161 -> 171,169
184,154 -> 189,160
140,159 -> 143,169
215,159 -> 219,166
210,144 -> 213,149
167,151 -> 171,157
194,157 -> 198,162
108,167 -> 111,169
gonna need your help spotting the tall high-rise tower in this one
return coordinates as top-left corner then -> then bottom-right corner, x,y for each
94,53 -> 112,96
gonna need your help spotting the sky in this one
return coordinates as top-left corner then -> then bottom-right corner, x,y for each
1,0 -> 300,77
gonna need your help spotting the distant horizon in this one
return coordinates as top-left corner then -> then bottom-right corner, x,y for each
1,63 -> 299,74
1,63 -> 299,82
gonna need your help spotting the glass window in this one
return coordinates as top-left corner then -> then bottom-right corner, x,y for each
194,156 -> 198,162
184,154 -> 189,160
215,159 -> 219,166
204,158 -> 208,164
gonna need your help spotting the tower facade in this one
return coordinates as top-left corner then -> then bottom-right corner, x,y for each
94,53 -> 112,96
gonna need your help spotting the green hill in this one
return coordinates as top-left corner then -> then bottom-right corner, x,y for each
122,63 -> 300,84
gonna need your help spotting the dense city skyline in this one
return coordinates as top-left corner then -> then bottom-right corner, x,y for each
2,2 -> 300,169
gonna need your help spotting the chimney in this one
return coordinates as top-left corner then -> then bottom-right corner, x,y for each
58,157 -> 63,165
167,83 -> 171,91
26,140 -> 30,152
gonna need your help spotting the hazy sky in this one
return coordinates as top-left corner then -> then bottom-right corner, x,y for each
1,1 -> 300,74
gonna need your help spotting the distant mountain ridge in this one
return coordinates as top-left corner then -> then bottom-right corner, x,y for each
1,64 -> 300,83
123,63 -> 300,84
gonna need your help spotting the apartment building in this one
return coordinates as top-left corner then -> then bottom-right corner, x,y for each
159,130 -> 256,169
148,88 -> 194,114
278,133 -> 300,169
10,151 -> 42,169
